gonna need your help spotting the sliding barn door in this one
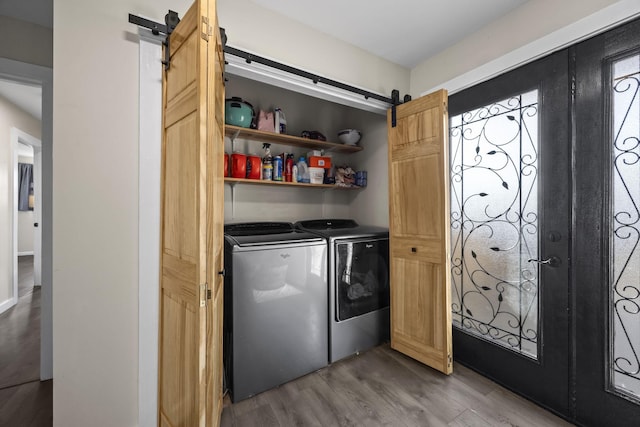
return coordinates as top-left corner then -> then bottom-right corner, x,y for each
387,90 -> 452,374
158,0 -> 225,425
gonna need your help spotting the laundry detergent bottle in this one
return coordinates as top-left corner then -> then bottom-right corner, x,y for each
297,157 -> 310,183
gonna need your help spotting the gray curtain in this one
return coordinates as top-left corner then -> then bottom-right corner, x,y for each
18,163 -> 33,211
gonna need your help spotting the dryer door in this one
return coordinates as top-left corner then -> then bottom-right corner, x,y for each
335,239 -> 389,321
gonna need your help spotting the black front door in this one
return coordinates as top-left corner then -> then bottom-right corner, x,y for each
448,49 -> 571,415
574,18 -> 640,426
448,17 -> 640,426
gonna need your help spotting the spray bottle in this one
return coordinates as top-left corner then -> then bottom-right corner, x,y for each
262,143 -> 273,181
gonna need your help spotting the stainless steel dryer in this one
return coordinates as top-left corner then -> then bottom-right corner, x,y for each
295,219 -> 390,363
223,222 -> 328,402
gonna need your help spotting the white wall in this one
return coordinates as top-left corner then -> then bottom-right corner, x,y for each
0,95 -> 40,307
17,154 -> 34,254
410,0 -> 623,95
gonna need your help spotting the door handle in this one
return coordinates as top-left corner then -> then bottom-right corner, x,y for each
34,222 -> 39,227
528,256 -> 561,267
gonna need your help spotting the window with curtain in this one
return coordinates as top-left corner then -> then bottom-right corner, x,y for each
18,162 -> 34,211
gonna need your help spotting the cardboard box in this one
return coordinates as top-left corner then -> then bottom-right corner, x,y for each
308,156 -> 331,169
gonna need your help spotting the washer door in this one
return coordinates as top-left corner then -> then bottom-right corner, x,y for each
335,239 -> 389,321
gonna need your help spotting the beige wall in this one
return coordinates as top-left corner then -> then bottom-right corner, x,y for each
53,0 -> 191,425
410,0 -> 620,95
218,0 -> 410,98
18,155 -> 34,254
0,15 -> 52,68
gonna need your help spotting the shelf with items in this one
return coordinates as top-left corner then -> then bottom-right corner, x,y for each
224,177 -> 362,190
225,125 -> 363,153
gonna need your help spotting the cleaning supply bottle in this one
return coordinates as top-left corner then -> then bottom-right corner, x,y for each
297,157 -> 310,183
284,154 -> 294,182
262,143 -> 273,181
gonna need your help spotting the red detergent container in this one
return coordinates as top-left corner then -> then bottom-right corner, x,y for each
231,152 -> 247,178
224,153 -> 230,177
246,154 -> 261,179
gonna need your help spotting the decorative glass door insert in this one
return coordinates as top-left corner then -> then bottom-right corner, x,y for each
450,90 -> 540,358
611,53 -> 640,399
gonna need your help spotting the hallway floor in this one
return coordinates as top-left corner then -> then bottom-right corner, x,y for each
0,256 -> 52,426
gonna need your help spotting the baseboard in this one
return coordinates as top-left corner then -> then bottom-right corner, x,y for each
0,297 -> 17,315
18,251 -> 34,256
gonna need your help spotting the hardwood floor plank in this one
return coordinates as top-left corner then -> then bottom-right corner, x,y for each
485,388 -> 573,427
319,360 -> 411,427
342,355 -> 450,427
0,257 -> 51,427
0,256 -> 40,390
0,380 -> 52,427
263,380 -> 324,427
361,346 -> 466,423
234,402 -> 281,427
380,347 -> 527,427
294,375 -> 362,427
18,255 -> 35,298
448,409 -> 493,427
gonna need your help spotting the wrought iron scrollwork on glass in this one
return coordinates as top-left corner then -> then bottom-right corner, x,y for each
610,55 -> 640,399
450,90 -> 540,358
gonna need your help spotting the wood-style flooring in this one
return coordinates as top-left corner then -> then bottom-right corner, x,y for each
221,344 -> 574,427
0,256 -> 52,427
0,258 -> 574,426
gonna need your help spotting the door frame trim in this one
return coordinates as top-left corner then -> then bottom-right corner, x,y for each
0,57 -> 53,381
137,28 -> 163,427
11,127 -> 42,306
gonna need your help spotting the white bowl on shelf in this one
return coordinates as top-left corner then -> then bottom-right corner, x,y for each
337,129 -> 362,145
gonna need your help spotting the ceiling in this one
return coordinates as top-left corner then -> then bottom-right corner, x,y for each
0,0 -> 52,28
0,0 -> 49,120
251,0 -> 529,68
0,78 -> 42,120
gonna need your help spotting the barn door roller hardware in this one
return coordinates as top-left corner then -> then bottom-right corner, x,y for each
389,90 -> 413,127
128,11 -> 180,70
128,13 -> 411,106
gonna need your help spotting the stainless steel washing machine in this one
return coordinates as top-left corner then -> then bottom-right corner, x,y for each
295,219 -> 390,363
223,222 -> 328,402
